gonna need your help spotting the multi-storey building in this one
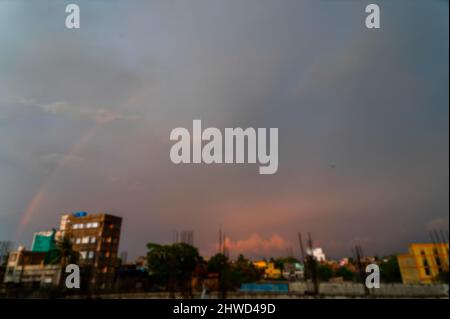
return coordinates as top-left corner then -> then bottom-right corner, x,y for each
59,212 -> 122,289
31,229 -> 57,252
306,247 -> 326,262
4,246 -> 61,286
397,243 -> 449,284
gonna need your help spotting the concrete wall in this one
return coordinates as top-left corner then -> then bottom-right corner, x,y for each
289,282 -> 449,298
87,283 -> 448,299
371,283 -> 448,298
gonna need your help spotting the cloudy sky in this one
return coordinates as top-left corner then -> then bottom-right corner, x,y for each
0,0 -> 448,260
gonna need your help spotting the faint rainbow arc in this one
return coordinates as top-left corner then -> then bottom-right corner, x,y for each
15,93 -> 144,242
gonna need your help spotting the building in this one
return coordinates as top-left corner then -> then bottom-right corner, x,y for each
339,258 -> 349,266
4,246 -> 61,287
135,256 -> 148,271
59,212 -> 122,289
119,251 -> 128,265
265,262 -> 282,279
252,260 -> 282,279
114,264 -> 150,292
253,260 -> 267,270
282,262 -> 304,280
307,248 -> 326,262
397,243 -> 449,284
31,229 -> 56,252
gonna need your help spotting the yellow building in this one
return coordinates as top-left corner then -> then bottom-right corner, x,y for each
252,260 -> 282,279
265,262 -> 282,279
253,260 -> 268,270
398,243 -> 449,284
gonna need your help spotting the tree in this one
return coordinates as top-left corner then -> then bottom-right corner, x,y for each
335,266 -> 355,281
316,264 -> 333,282
46,236 -> 79,265
146,242 -> 201,298
0,241 -> 13,266
46,236 -> 79,289
175,243 -> 202,297
273,257 -> 300,280
208,253 -> 230,298
379,255 -> 402,283
434,271 -> 449,284
229,254 -> 264,288
273,259 -> 285,279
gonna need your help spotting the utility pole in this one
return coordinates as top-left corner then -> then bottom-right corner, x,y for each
219,226 -> 222,255
307,232 -> 318,295
354,245 -> 369,296
297,232 -> 307,281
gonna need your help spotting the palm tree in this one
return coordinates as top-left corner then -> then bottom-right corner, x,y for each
46,235 -> 79,288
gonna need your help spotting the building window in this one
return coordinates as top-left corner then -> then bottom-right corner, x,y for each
80,251 -> 87,259
435,256 -> 442,267
81,237 -> 89,244
75,238 -> 81,244
88,251 -> 95,259
90,237 -> 96,244
423,257 -> 431,276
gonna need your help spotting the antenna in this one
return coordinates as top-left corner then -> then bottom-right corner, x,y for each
219,225 -> 222,254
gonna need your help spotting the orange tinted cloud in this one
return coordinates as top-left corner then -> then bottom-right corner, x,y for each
223,233 -> 292,258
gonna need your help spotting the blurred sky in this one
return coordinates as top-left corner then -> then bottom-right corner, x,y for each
0,0 -> 448,260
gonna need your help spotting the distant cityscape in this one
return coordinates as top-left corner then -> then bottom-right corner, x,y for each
0,211 -> 448,298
